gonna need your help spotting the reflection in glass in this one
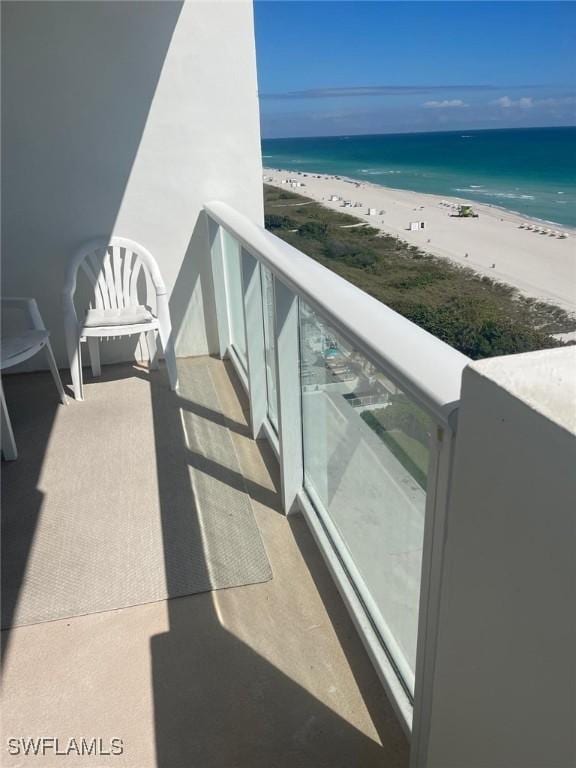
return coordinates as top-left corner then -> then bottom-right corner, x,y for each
261,266 -> 278,429
299,301 -> 431,688
222,230 -> 247,368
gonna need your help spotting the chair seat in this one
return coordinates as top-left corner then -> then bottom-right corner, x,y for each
1,330 -> 49,370
84,305 -> 154,328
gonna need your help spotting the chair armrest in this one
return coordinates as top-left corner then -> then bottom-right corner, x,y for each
1,297 -> 46,330
2,297 -> 36,311
62,257 -> 81,332
62,293 -> 79,331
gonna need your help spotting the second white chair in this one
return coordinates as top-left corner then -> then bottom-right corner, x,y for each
63,237 -> 178,400
1,297 -> 67,460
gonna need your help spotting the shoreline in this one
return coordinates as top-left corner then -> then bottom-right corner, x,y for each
265,166 -> 576,232
264,167 -> 576,314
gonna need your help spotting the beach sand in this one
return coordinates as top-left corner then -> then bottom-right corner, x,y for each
264,168 -> 576,314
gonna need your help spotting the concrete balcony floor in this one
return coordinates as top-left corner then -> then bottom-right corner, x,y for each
1,357 -> 408,768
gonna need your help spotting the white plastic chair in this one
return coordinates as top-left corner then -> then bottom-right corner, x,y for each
1,297 -> 67,460
63,237 -> 178,400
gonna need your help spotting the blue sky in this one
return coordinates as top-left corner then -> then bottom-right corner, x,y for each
254,1 -> 576,138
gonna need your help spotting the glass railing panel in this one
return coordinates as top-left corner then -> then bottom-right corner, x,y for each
221,229 -> 247,369
299,300 -> 431,689
260,265 -> 278,430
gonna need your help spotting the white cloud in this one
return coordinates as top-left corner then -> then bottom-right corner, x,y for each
535,95 -> 576,107
423,99 -> 468,109
493,96 -> 534,109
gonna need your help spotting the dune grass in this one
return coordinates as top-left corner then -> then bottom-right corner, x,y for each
264,184 -> 575,360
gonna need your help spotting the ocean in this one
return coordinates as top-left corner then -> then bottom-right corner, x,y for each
262,126 -> 576,228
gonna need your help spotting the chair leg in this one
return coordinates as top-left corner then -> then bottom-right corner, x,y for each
158,325 -> 178,391
87,337 -> 101,377
156,295 -> 178,391
66,338 -> 84,401
137,333 -> 146,363
146,330 -> 159,370
1,382 -> 18,461
45,340 -> 68,405
64,320 -> 84,400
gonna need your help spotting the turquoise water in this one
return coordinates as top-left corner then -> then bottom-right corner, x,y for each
262,127 -> 576,227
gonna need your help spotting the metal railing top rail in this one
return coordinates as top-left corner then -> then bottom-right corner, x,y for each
205,201 -> 470,425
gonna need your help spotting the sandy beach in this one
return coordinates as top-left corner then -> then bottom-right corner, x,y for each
264,168 -> 576,315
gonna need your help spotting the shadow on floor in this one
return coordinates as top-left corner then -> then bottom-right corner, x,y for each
1,358 -> 408,767
288,514 -> 408,759
148,357 -> 408,767
1,372 -> 60,661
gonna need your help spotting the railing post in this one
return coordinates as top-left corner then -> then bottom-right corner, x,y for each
413,351 -> 575,767
208,218 -> 231,359
410,416 -> 458,767
241,248 -> 267,439
273,278 -> 303,515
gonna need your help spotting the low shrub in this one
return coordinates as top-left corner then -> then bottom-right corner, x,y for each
264,214 -> 298,230
389,268 -> 447,290
398,301 -> 562,359
324,239 -> 376,268
298,221 -> 328,239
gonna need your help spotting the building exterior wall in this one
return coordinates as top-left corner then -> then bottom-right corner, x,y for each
423,347 -> 576,768
2,0 -> 263,367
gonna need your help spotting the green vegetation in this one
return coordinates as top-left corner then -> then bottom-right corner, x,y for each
298,220 -> 328,239
325,238 -> 377,268
264,184 -> 575,360
264,213 -> 298,231
361,402 -> 430,490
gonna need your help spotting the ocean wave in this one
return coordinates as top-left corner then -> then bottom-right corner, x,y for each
453,187 -> 535,200
359,168 -> 402,175
493,193 -> 535,200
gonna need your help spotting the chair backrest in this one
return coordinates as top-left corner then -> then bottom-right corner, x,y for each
63,237 -> 166,316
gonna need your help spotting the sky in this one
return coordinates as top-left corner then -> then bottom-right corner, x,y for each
254,1 -> 576,138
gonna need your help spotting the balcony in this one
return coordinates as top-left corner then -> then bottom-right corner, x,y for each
1,354 -> 410,767
3,182 -> 575,768
3,187 -> 576,768
3,0 -> 576,761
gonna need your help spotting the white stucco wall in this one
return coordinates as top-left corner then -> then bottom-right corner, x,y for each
423,347 -> 576,768
2,0 -> 263,367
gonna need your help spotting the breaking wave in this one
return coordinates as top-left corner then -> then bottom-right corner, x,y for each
453,187 -> 535,200
359,168 -> 402,175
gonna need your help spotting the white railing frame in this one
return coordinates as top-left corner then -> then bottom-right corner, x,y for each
409,418 -> 458,766
241,248 -> 267,439
208,217 -> 231,358
205,202 -> 470,748
273,277 -> 303,514
205,201 -> 468,427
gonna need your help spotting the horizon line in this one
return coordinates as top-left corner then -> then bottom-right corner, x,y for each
258,84 -> 552,100
261,124 -> 576,142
